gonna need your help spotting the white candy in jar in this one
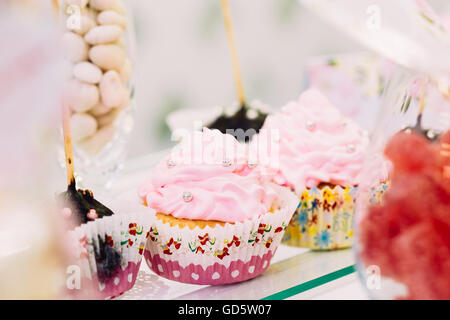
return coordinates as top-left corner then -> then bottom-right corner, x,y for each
64,0 -> 88,9
70,112 -> 98,141
78,124 -> 116,155
90,102 -> 112,117
99,70 -> 126,107
113,0 -> 126,14
120,87 -> 130,109
89,44 -> 126,71
66,12 -> 97,36
64,79 -> 99,112
60,0 -> 132,153
119,58 -> 132,83
97,10 -> 127,28
73,62 -> 103,84
85,25 -> 123,45
90,0 -> 118,11
61,32 -> 88,63
113,36 -> 126,49
96,108 -> 120,127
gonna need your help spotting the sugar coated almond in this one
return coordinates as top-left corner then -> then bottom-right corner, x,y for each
97,10 -> 127,28
90,102 -> 112,116
64,79 -> 99,112
62,32 -> 88,63
89,44 -> 125,71
85,25 -> 123,45
99,70 -> 126,107
70,112 -> 98,142
90,0 -> 117,11
73,62 -> 103,84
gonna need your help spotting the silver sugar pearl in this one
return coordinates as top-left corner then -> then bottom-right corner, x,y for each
222,158 -> 232,167
246,109 -> 258,120
167,159 -> 176,168
224,103 -> 239,117
347,144 -> 356,153
273,135 -> 281,142
426,130 -> 436,140
182,191 -> 193,202
306,121 -> 316,131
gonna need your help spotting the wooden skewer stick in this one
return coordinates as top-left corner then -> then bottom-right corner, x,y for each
435,77 -> 450,101
51,0 -> 59,14
62,104 -> 76,190
220,0 -> 246,107
52,1 -> 76,191
418,81 -> 427,115
416,80 -> 427,127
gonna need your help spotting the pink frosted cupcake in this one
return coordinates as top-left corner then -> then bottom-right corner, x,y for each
138,128 -> 298,285
252,88 -> 388,250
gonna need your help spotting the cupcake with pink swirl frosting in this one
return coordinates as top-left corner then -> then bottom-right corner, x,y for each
138,128 -> 298,285
254,88 -> 388,250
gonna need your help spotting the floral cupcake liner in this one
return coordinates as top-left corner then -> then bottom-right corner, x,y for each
143,184 -> 299,285
66,211 -> 152,299
282,182 -> 390,250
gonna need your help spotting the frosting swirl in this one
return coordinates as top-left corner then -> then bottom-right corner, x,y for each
257,88 -> 371,192
138,128 -> 276,223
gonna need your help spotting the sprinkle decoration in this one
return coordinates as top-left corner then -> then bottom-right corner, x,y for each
222,158 -> 232,167
306,121 -> 316,131
347,144 -> 356,153
427,130 -> 436,140
87,209 -> 98,221
248,160 -> 258,168
62,207 -> 72,218
167,159 -> 176,168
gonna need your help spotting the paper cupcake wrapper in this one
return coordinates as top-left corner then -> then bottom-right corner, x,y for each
143,184 -> 299,285
66,211 -> 152,299
282,182 -> 390,250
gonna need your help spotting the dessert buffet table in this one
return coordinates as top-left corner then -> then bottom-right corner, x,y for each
111,150 -> 368,300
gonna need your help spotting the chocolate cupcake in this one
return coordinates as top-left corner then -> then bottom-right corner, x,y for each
60,184 -> 151,299
206,102 -> 268,142
166,100 -> 270,143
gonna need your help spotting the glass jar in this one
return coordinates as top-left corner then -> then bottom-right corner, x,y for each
354,65 -> 450,300
57,0 -> 136,190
